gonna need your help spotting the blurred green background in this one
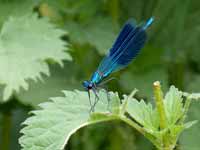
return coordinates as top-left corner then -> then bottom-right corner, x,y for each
0,0 -> 200,149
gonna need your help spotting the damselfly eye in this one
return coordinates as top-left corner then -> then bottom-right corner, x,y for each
82,81 -> 89,88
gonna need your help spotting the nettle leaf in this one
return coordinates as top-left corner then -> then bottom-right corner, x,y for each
125,85 -> 199,149
164,86 -> 184,125
19,90 -> 120,150
65,18 -> 117,55
16,62 -> 80,107
19,85 -> 200,150
0,13 -> 72,101
184,75 -> 200,100
182,92 -> 200,100
184,120 -> 198,129
126,98 -> 159,131
17,43 -> 103,107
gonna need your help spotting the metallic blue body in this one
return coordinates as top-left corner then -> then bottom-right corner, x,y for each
83,17 -> 154,90
91,72 -> 102,84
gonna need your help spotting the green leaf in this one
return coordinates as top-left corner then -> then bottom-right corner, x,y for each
65,18 -> 117,55
19,84 -> 200,150
19,90 -> 120,150
109,92 -> 121,114
185,75 -> 200,100
0,0 -> 38,28
164,86 -> 183,125
164,124 -> 185,147
126,98 -> 159,131
17,44 -> 102,107
169,125 -> 184,137
184,120 -> 198,129
182,92 -> 200,100
16,62 -> 80,107
0,13 -> 71,101
19,90 -> 90,150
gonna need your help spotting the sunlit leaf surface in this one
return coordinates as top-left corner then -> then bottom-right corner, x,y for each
0,13 -> 71,101
19,90 -> 120,150
127,98 -> 159,131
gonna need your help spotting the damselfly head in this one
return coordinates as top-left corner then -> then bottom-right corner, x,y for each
82,80 -> 93,90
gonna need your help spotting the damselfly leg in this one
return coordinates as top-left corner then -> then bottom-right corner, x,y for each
91,88 -> 100,111
87,90 -> 92,107
89,77 -> 116,112
98,77 -> 117,109
88,88 -> 100,112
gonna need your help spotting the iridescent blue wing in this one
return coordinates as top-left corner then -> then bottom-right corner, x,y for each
93,17 -> 154,81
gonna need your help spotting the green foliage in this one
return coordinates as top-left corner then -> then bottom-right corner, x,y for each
16,62 -> 80,107
119,46 -> 168,98
126,85 -> 199,149
16,42 -> 101,108
67,121 -> 138,150
19,85 -> 200,150
180,101 -> 200,150
65,18 -> 117,55
179,74 -> 200,149
19,90 -> 90,150
164,86 -> 183,125
0,0 -> 200,150
19,90 -> 120,150
0,0 -> 38,28
37,0 -> 118,55
127,98 -> 159,131
40,0 -> 104,21
0,13 -> 71,101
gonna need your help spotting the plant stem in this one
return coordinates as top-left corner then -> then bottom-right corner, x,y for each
121,116 -> 160,148
153,81 -> 174,150
153,81 -> 167,129
120,89 -> 138,115
0,112 -> 12,150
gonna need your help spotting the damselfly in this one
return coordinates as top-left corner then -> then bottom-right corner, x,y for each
82,17 -> 154,111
